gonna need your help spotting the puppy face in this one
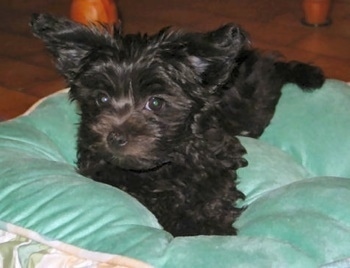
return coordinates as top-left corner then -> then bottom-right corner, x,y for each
31,14 -> 248,170
72,56 -> 196,170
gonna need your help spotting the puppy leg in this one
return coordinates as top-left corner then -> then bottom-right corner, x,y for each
221,51 -> 325,137
275,60 -> 325,90
163,177 -> 244,236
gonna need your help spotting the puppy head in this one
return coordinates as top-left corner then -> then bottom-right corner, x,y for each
31,14 -> 248,170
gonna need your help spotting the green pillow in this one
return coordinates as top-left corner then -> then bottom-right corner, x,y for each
261,79 -> 350,177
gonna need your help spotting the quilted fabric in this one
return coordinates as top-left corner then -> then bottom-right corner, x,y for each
0,79 -> 350,268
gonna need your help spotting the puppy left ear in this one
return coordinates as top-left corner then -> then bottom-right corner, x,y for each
187,24 -> 249,92
30,13 -> 116,83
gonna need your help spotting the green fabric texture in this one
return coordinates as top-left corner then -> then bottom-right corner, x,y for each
0,80 -> 350,267
260,79 -> 350,177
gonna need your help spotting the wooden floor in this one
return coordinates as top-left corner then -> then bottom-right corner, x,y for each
1,0 -> 350,120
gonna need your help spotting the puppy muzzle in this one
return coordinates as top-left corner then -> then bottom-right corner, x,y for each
107,131 -> 128,148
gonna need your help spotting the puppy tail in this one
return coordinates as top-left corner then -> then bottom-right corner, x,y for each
278,61 -> 325,91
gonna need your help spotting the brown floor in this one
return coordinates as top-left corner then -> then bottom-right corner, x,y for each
0,0 -> 349,120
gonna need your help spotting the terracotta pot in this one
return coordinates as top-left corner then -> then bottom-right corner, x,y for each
70,0 -> 119,31
302,0 -> 332,27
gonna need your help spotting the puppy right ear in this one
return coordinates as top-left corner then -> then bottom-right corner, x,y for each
30,13 -> 114,82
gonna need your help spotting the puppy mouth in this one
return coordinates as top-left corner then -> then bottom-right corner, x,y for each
123,160 -> 171,172
103,130 -> 171,171
110,155 -> 171,172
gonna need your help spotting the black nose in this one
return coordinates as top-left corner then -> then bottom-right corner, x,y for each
107,131 -> 128,147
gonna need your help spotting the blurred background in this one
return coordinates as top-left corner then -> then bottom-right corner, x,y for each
0,0 -> 349,120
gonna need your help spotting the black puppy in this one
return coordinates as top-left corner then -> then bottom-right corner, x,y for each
31,14 -> 325,236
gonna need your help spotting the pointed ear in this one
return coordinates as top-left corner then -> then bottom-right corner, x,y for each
30,13 -> 115,82
187,24 -> 249,92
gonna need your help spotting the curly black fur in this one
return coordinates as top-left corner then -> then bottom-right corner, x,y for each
31,14 -> 325,236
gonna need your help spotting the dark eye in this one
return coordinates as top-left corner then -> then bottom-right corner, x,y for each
96,91 -> 111,106
145,97 -> 165,111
